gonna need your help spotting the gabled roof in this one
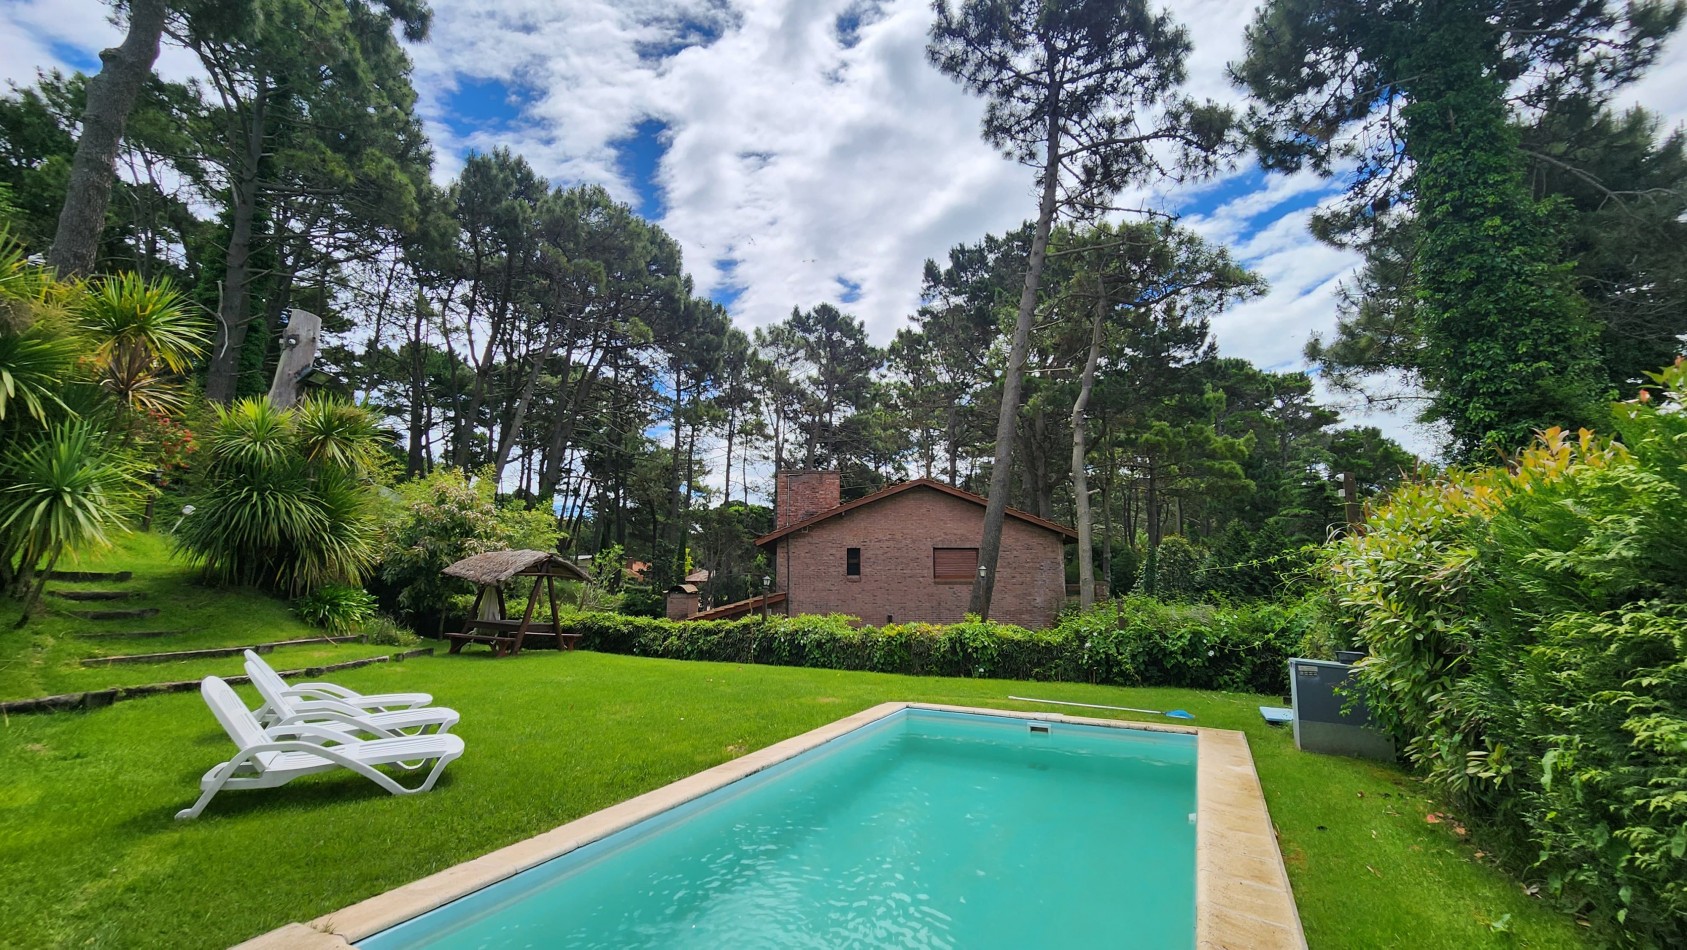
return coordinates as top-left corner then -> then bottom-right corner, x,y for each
755,478 -> 1077,547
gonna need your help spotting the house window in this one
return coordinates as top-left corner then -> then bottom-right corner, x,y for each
933,547 -> 978,582
846,547 -> 861,576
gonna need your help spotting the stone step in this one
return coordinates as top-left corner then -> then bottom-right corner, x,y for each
72,630 -> 181,640
46,570 -> 133,583
1,648 -> 434,715
68,607 -> 161,621
49,590 -> 144,602
78,635 -> 366,667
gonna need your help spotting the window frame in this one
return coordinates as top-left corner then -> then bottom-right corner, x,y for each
846,546 -> 861,577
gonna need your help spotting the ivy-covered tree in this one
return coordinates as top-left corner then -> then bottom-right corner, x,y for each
1236,0 -> 1684,456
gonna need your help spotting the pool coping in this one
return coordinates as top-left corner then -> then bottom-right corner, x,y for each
235,702 -> 1304,950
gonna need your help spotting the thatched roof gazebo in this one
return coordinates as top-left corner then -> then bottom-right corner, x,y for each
441,550 -> 590,657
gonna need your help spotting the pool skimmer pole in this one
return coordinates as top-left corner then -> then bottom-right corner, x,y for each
1008,696 -> 1195,721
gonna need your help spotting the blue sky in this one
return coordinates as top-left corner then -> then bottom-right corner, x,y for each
5,0 -> 1686,459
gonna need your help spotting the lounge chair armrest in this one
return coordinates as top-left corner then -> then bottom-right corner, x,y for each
272,709 -> 405,740
239,739 -> 418,771
218,738 -> 358,772
278,696 -> 371,719
263,722 -> 360,746
281,682 -> 360,701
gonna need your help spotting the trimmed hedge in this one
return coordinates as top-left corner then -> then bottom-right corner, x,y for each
565,594 -> 1310,695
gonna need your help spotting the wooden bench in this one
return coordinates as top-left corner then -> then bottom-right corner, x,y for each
440,550 -> 592,658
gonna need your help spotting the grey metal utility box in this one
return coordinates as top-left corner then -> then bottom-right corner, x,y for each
1289,658 -> 1396,761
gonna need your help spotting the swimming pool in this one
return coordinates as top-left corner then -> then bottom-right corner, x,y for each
251,703 -> 1302,949
362,708 -> 1196,949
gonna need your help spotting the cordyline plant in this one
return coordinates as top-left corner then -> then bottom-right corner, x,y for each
1,232 -> 191,620
173,396 -> 387,596
1,421 -> 144,625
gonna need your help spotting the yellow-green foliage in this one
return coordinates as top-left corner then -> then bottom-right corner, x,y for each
1323,362 -> 1687,947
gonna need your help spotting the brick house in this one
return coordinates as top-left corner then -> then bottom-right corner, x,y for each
755,471 -> 1075,629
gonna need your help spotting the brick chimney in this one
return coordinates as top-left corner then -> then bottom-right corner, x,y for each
775,470 -> 842,528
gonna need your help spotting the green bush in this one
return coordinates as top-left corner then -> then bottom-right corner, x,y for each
376,468 -> 564,621
360,613 -> 421,647
1137,535 -> 1204,597
1107,542 -> 1140,597
565,593 -> 1308,695
173,397 -> 384,595
293,584 -> 378,634
1323,363 -> 1687,947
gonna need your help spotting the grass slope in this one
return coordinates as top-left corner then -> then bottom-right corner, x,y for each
0,532 -> 392,701
0,651 -> 1586,949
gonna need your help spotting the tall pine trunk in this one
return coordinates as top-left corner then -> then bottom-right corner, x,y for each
1071,280 -> 1106,608
493,320 -> 562,481
406,292 -> 429,474
969,98 -> 1061,619
46,0 -> 168,278
206,77 -> 268,404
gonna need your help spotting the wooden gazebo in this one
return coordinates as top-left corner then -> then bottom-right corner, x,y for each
441,550 -> 590,657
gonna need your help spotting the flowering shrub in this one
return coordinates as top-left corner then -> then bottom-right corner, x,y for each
134,408 -> 197,486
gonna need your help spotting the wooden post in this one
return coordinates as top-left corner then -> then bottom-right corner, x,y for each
511,575 -> 541,656
545,574 -> 560,650
266,308 -> 321,408
450,586 -> 489,654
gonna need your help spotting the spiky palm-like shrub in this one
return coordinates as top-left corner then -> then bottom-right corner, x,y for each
77,272 -> 208,418
0,420 -> 142,621
294,584 -> 379,634
0,231 -> 205,612
174,397 -> 384,595
0,234 -> 78,426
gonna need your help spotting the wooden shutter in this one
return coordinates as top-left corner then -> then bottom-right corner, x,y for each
933,547 -> 978,581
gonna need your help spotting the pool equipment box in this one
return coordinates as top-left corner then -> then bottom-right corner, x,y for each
1289,658 -> 1396,761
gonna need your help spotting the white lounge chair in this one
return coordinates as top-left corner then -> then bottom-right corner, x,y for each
242,649 -> 431,725
243,651 -> 457,737
176,677 -> 464,820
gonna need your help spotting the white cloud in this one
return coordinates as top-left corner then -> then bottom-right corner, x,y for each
0,0 -> 204,88
7,0 -> 1685,464
0,0 -> 117,88
1618,29 -> 1687,131
406,0 -> 1038,342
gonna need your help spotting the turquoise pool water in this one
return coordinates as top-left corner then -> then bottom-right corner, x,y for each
364,709 -> 1198,949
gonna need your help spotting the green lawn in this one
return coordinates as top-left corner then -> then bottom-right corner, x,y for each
0,532 -> 393,702
0,532 -> 1588,948
0,650 -> 1588,949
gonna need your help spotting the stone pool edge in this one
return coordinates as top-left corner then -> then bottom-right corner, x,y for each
234,702 -> 1303,950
